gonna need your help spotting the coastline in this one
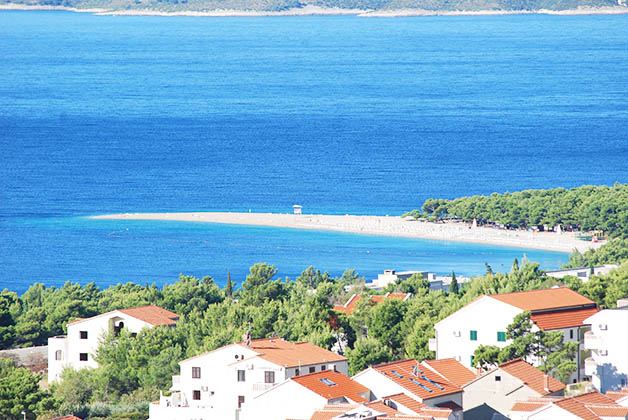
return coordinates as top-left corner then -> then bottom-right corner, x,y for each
89,212 -> 603,253
1,4 -> 626,16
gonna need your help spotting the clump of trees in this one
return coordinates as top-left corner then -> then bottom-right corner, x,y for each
404,183 -> 628,238
2,247 -> 628,419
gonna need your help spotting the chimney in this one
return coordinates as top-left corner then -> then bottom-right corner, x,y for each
544,374 -> 551,393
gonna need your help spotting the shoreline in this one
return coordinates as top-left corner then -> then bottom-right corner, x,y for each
1,4 -> 626,16
89,212 -> 604,253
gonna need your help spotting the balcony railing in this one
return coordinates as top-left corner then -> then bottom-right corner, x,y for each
584,331 -> 602,351
428,338 -> 437,352
584,357 -> 598,377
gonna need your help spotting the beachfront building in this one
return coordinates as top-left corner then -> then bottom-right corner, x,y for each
248,369 -> 372,420
509,392 -> 628,420
366,270 -> 432,290
48,305 -> 179,383
545,264 -> 619,283
584,305 -> 628,393
463,358 -> 565,420
431,287 -> 599,382
149,337 -> 348,420
352,359 -> 465,419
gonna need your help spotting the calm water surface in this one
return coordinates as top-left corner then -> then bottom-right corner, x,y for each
1,12 -> 627,294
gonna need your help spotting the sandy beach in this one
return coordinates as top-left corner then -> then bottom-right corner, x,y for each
90,212 -> 603,253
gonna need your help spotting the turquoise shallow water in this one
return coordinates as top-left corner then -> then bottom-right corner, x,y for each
1,11 -> 627,293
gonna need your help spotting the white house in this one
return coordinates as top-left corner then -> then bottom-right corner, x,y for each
248,369 -> 372,420
546,264 -> 618,283
366,270 -> 431,290
352,358 -> 464,419
584,305 -> 628,393
463,358 -> 565,420
47,305 -> 179,383
510,392 -> 628,420
431,287 -> 599,382
149,337 -> 348,420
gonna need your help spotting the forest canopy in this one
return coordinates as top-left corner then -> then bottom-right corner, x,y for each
405,183 -> 628,238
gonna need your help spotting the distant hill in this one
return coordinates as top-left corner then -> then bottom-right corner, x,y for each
1,0 -> 626,15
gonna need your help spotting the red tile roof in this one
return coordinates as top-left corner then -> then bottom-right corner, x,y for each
67,305 -> 179,326
554,398 -> 604,420
251,338 -> 347,368
372,359 -> 461,401
292,370 -> 370,403
573,391 -> 618,404
383,393 -> 429,414
510,401 -> 547,412
333,293 -> 411,315
530,307 -> 599,330
420,358 -> 478,387
490,287 -> 595,312
498,359 -> 565,395
606,388 -> 628,402
117,305 -> 179,326
588,405 -> 628,418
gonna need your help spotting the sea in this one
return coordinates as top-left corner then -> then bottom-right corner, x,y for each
1,11 -> 627,295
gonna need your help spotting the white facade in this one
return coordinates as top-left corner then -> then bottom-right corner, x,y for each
48,308 -> 171,383
150,339 -> 349,420
433,296 -> 522,368
546,264 -> 618,283
433,294 -> 590,382
584,308 -> 628,392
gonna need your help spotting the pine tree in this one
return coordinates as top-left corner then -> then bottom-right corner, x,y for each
225,270 -> 234,298
449,271 -> 459,295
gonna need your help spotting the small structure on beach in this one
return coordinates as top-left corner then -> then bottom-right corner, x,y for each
292,205 -> 302,214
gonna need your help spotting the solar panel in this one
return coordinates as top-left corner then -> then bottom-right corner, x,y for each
409,378 -> 432,392
390,370 -> 404,378
421,375 -> 445,390
319,378 -> 337,386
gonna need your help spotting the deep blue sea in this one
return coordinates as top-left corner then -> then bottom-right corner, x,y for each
1,11 -> 627,295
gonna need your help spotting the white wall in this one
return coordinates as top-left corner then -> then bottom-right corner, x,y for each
47,335 -> 69,383
585,309 -> 628,393
353,368 -> 416,401
247,380 -> 326,420
435,297 -> 522,368
463,369 -> 542,417
48,310 -> 154,382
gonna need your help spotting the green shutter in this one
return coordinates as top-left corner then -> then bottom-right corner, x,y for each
497,331 -> 506,342
470,330 -> 477,341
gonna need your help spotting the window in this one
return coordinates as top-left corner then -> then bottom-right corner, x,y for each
131,333 -> 137,338
264,371 -> 275,384
237,370 -> 245,382
570,329 -> 574,339
238,395 -> 245,408
192,367 -> 201,379
495,375 -> 501,382
321,365 -> 327,371
470,355 -> 474,367
55,350 -> 63,361
470,330 -> 478,341
295,369 -> 300,376
193,390 -> 201,400
79,353 -> 88,361
497,331 -> 506,342
80,331 -> 88,339
309,366 -> 316,373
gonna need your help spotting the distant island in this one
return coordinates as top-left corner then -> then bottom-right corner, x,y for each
1,0 -> 626,16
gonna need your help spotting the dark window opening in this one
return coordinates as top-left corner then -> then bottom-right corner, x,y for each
79,353 -> 88,361
238,395 -> 245,408
309,367 -> 316,373
192,367 -> 201,379
80,331 -> 88,339
265,371 -> 275,384
237,370 -> 245,382
495,376 -> 501,381
193,390 -> 201,400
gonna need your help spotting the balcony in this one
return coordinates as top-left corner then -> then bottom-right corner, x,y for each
584,331 -> 602,351
585,357 -> 598,377
428,338 -> 437,352
252,382 -> 274,393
